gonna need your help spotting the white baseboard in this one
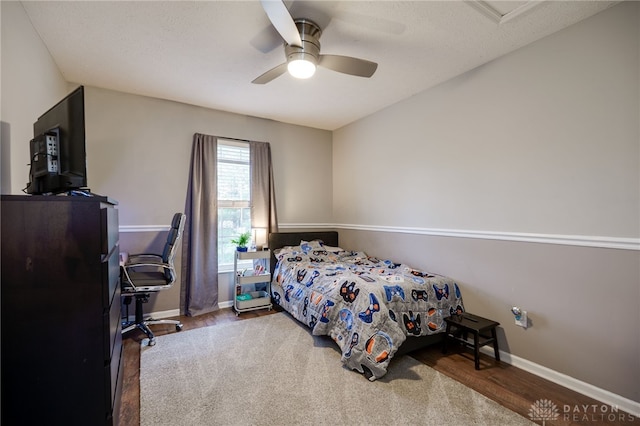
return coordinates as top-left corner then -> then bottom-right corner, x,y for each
123,308 -> 181,322
480,347 -> 640,418
151,308 -> 181,319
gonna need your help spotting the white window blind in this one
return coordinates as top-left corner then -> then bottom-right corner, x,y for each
217,140 -> 251,268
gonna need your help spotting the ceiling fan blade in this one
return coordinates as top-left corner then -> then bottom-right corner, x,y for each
250,24 -> 284,54
260,0 -> 302,47
318,55 -> 378,78
252,62 -> 288,84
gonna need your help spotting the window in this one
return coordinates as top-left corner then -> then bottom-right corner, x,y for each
217,140 -> 251,269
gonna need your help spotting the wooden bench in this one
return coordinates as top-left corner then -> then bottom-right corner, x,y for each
442,312 -> 500,370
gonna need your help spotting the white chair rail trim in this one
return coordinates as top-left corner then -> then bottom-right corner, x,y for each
119,223 -> 639,251
280,223 -> 640,251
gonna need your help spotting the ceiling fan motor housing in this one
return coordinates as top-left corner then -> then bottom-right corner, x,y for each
252,4 -> 378,85
285,19 -> 322,65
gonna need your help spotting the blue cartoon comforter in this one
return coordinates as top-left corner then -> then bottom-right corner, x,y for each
270,240 -> 464,381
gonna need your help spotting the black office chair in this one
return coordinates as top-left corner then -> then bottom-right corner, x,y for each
121,213 -> 186,346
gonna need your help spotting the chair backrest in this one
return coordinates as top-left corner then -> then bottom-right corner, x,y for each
170,212 -> 184,230
163,213 -> 186,282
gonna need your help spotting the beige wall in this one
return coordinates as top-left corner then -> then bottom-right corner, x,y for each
84,87 -> 333,227
334,2 -> 639,404
334,3 -> 638,237
1,1 -> 71,194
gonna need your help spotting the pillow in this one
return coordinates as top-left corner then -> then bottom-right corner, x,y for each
300,240 -> 325,254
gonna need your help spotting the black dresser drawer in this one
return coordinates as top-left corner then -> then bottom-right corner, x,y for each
104,284 -> 122,359
102,203 -> 119,256
103,245 -> 121,307
105,341 -> 123,421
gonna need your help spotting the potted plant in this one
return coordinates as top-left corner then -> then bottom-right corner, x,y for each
231,231 -> 251,252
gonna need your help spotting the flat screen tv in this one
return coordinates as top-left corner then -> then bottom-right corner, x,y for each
26,86 -> 87,195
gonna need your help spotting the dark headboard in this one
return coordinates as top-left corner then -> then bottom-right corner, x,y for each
268,231 -> 339,273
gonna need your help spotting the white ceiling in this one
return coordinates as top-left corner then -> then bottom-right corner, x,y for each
22,1 -> 619,131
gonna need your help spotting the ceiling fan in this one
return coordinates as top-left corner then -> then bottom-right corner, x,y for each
252,0 -> 378,84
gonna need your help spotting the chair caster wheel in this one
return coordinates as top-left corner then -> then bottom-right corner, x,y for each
176,324 -> 183,331
148,338 -> 156,346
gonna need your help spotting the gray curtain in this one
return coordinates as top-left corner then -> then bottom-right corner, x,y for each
181,133 -> 219,316
250,141 -> 278,245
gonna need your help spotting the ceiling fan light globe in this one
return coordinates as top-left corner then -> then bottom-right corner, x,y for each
288,59 -> 316,79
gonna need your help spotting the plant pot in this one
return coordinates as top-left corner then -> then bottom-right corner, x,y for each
236,247 -> 248,252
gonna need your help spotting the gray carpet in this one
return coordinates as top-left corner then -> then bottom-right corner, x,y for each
140,313 -> 533,425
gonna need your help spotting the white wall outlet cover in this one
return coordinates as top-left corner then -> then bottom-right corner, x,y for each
515,310 -> 528,328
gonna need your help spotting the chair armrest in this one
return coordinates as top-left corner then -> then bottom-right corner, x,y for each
124,261 -> 173,274
126,261 -> 172,269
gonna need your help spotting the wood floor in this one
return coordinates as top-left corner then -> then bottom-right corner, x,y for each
119,308 -> 638,426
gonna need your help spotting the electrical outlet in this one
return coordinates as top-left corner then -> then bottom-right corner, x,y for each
515,310 -> 528,328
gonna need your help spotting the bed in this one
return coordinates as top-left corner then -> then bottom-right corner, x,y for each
268,231 -> 465,381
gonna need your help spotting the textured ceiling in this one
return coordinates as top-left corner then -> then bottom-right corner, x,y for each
22,1 -> 619,130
